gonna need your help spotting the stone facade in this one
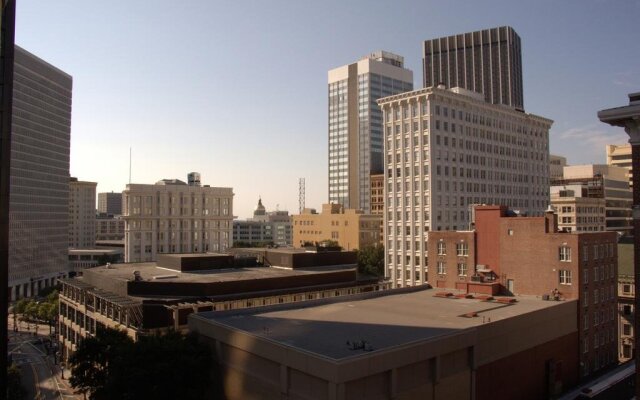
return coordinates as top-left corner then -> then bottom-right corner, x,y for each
122,176 -> 233,262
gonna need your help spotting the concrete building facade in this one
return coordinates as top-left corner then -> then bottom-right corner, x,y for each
8,46 -> 73,300
550,184 -> 606,233
328,51 -> 413,213
378,86 -> 552,288
122,175 -> 233,262
423,26 -> 524,110
69,178 -> 97,249
190,288 -> 579,400
369,173 -> 384,215
95,213 -> 125,241
616,242 -> 634,363
292,203 -> 382,251
550,154 -> 568,179
553,164 -> 632,235
428,206 -> 619,378
606,144 -> 632,188
233,198 -> 292,246
68,248 -> 122,273
97,191 -> 122,215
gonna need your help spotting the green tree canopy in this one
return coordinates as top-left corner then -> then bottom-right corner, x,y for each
69,327 -> 133,399
356,244 -> 385,278
69,328 -> 220,400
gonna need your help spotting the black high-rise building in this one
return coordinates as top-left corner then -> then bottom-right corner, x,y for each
423,26 -> 524,110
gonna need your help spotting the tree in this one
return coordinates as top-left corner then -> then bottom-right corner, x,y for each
7,364 -> 27,400
13,298 -> 28,315
38,284 -> 61,298
69,328 -> 219,400
23,301 -> 39,322
356,244 -> 385,278
69,327 -> 134,399
115,332 -> 216,400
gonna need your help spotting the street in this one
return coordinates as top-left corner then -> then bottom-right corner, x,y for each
8,317 -> 81,400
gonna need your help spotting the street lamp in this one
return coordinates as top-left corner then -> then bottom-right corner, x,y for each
598,92 -> 640,400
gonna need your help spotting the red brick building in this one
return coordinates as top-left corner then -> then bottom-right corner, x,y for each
428,205 -> 618,378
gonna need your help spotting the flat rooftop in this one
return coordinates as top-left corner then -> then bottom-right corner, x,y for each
85,262 -> 355,284
200,289 -> 568,360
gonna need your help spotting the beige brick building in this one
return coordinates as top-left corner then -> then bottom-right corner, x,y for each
550,185 -> 606,233
69,178 -> 97,248
292,204 -> 381,251
606,144 -> 632,188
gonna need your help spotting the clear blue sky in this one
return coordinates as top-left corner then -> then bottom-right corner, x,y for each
16,0 -> 640,218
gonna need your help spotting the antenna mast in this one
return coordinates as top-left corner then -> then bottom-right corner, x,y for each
298,178 -> 305,214
129,147 -> 132,184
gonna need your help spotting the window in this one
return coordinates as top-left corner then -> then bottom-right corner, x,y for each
623,284 -> 632,294
623,323 -> 632,336
559,270 -> 572,285
623,344 -> 632,359
437,261 -> 446,275
583,269 -> 588,284
559,246 -> 571,262
583,338 -> 589,353
583,314 -> 588,330
457,263 -> 467,276
594,290 -> 599,304
437,241 -> 446,255
456,242 -> 469,256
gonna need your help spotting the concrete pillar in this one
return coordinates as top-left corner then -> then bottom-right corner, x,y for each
598,93 -> 640,399
279,365 -> 288,397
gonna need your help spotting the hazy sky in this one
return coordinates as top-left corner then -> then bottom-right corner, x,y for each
16,1 -> 640,218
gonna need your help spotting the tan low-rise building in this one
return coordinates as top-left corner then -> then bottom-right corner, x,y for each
550,185 -> 606,233
190,288 -> 579,400
292,204 -> 382,250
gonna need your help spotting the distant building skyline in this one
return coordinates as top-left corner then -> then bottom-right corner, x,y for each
233,198 -> 293,246
15,2 -> 639,221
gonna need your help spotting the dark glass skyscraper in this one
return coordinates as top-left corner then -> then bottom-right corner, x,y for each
423,26 -> 524,110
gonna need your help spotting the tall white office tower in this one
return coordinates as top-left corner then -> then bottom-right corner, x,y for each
328,51 -> 413,213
